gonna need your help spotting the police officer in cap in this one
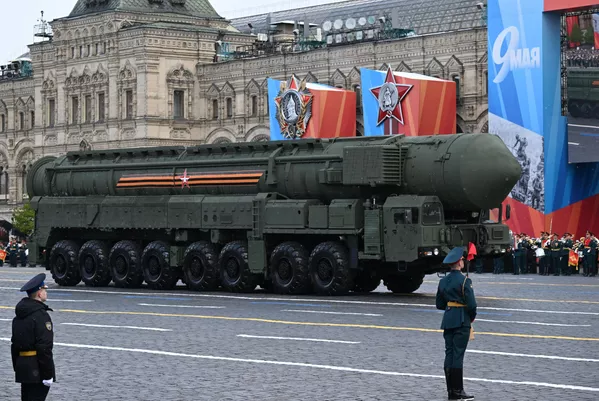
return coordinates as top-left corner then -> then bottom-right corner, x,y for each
11,273 -> 55,400
436,247 -> 476,400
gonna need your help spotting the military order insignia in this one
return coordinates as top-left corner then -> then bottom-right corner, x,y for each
274,74 -> 313,139
45,322 -> 52,331
370,67 -> 413,126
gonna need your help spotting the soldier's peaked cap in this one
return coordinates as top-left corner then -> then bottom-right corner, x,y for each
20,273 -> 47,295
443,247 -> 464,264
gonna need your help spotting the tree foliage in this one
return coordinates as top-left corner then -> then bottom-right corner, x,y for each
12,203 -> 35,237
584,28 -> 595,46
569,24 -> 583,45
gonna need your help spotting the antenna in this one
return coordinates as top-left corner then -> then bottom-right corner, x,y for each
34,10 -> 53,42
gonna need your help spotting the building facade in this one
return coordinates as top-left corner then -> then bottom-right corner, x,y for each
0,0 -> 488,223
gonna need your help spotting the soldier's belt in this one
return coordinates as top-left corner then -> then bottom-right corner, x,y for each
585,247 -> 591,249
19,351 -> 36,357
552,249 -> 561,251
447,301 -> 466,307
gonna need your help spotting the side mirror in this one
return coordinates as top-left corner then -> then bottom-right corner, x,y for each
505,204 -> 511,221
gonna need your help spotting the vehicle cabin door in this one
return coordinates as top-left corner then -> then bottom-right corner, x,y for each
383,198 -> 420,263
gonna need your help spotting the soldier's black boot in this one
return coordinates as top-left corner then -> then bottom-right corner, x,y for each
451,368 -> 474,400
445,368 -> 459,400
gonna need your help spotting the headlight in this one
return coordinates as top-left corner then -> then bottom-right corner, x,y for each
433,248 -> 439,255
501,248 -> 506,253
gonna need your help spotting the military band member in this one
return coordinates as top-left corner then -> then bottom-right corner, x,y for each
561,233 -> 573,276
588,232 -> 598,277
436,247 -> 476,400
542,233 -> 551,275
550,233 -> 562,276
537,232 -> 547,275
513,234 -> 523,275
11,273 -> 56,401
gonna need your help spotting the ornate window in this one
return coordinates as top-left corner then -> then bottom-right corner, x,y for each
212,99 -> 218,119
426,58 -> 445,79
42,72 -> 58,128
260,79 -> 268,118
206,84 -> 220,120
0,153 -> 8,199
221,82 -> 235,119
17,149 -> 34,201
118,61 -> 137,121
446,56 -> 464,102
330,69 -> 346,89
15,97 -> 34,131
0,101 -> 6,132
167,64 -> 194,120
245,80 -> 260,118
226,98 -> 233,118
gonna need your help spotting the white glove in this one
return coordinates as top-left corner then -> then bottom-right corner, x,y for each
42,378 -> 53,387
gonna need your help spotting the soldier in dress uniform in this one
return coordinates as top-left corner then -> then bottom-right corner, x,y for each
542,233 -> 551,275
19,241 -> 28,267
436,247 -> 476,401
561,233 -> 574,276
589,232 -> 598,277
11,273 -> 55,401
537,232 -> 547,275
8,240 -> 19,267
513,234 -> 523,274
550,233 -> 562,276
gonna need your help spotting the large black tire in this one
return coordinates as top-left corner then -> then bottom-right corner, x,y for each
141,241 -> 179,290
109,240 -> 144,288
79,240 -> 112,287
182,241 -> 220,291
219,241 -> 258,293
270,241 -> 311,294
353,268 -> 381,293
49,240 -> 81,286
309,241 -> 354,295
384,274 -> 425,294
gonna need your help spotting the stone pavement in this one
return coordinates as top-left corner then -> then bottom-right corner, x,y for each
0,267 -> 597,400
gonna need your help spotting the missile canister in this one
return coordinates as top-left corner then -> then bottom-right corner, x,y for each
28,133 -> 521,211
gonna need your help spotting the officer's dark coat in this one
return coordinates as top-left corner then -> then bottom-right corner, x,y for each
11,298 -> 56,383
435,270 -> 477,329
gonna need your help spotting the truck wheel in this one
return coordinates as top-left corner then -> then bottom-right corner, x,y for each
309,241 -> 354,295
353,269 -> 381,293
182,241 -> 220,291
79,240 -> 112,287
49,240 -> 81,286
141,241 -> 179,290
109,241 -> 144,288
384,274 -> 424,294
219,241 -> 257,293
270,242 -> 311,294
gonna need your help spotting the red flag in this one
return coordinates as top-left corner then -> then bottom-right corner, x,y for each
467,242 -> 477,261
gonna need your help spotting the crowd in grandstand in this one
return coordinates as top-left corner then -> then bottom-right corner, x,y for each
565,48 -> 599,67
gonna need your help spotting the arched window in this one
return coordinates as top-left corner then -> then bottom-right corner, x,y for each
353,85 -> 362,110
226,98 -> 233,118
21,164 -> 27,197
251,95 -> 258,117
212,99 -> 219,119
452,75 -> 461,100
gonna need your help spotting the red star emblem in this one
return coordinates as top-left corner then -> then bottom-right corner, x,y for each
370,67 -> 413,126
180,168 -> 190,188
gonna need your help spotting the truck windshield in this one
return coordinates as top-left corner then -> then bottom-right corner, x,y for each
422,202 -> 442,225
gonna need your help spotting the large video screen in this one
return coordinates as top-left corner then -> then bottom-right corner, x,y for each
564,12 -> 599,163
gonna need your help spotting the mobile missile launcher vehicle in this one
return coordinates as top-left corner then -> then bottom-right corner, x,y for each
27,133 -> 520,295
567,67 -> 599,118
